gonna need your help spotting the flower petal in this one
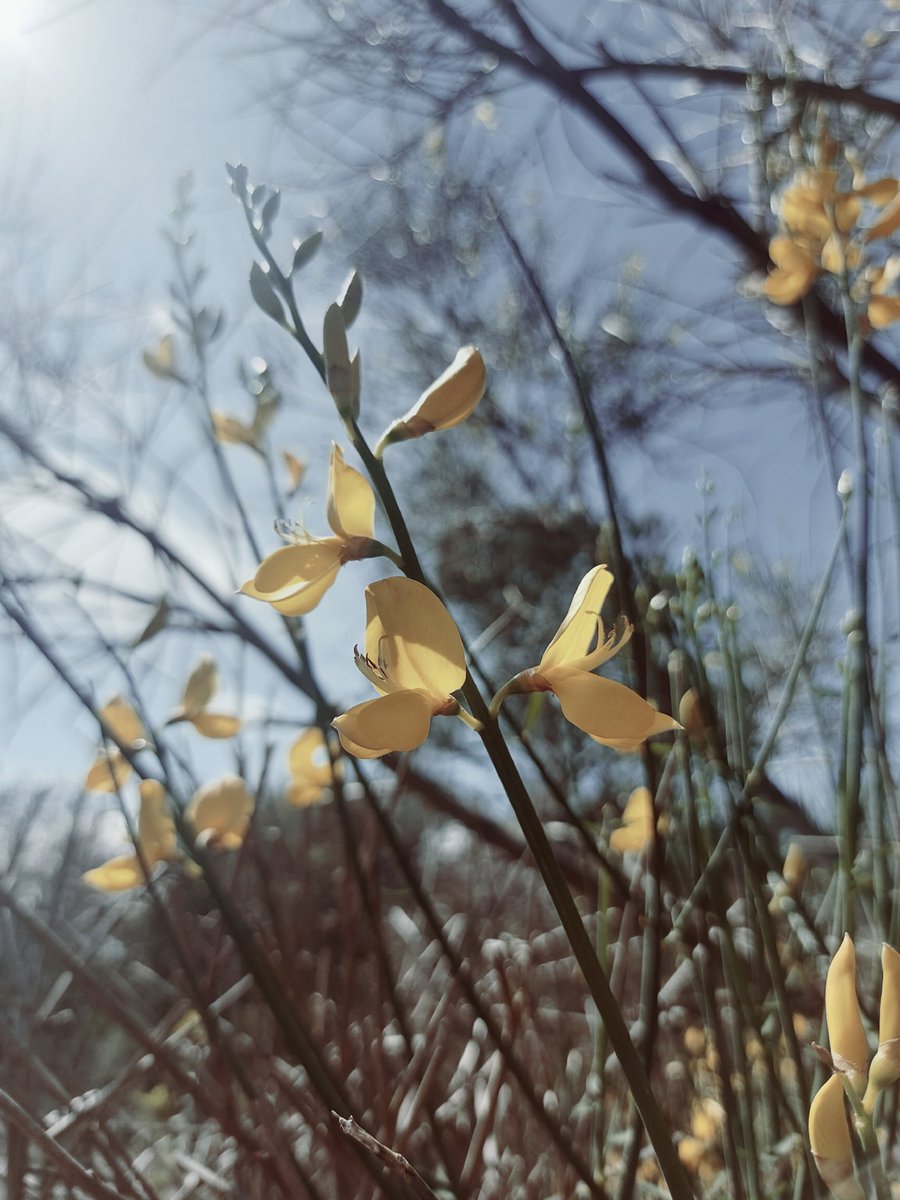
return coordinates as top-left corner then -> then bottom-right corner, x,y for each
186,775 -> 255,850
99,696 -> 145,747
609,786 -> 655,853
85,749 -> 132,793
327,444 -> 375,540
83,854 -> 146,892
288,727 -> 333,787
412,346 -> 485,431
367,578 -> 466,697
249,541 -> 343,603
180,656 -> 218,719
190,713 -> 242,739
333,691 -> 435,758
826,933 -> 869,1078
137,780 -> 177,862
763,265 -> 819,305
880,943 -> 900,1045
539,566 -> 614,671
592,706 -> 681,751
809,1075 -> 856,1188
864,195 -> 900,242
548,666 -> 678,743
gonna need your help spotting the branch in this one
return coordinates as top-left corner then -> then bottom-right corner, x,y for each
576,53 -> 900,123
333,1116 -> 441,1200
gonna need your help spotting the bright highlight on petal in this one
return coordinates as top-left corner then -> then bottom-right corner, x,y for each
186,775 -> 255,850
242,445 -> 378,617
334,577 -> 472,758
374,347 -> 485,456
539,565 -> 614,671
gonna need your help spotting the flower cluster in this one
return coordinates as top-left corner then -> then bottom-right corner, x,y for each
809,935 -> 900,1195
84,774 -> 256,892
331,567 -> 679,760
763,164 -> 900,327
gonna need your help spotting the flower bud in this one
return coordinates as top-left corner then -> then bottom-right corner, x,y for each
809,1075 -> 864,1199
375,346 -> 484,455
825,934 -> 869,1093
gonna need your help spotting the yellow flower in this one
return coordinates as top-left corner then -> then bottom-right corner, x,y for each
864,943 -> 900,1108
491,566 -> 680,750
142,333 -> 183,382
867,255 -> 900,329
779,169 -> 860,242
287,727 -> 333,807
241,444 -> 376,616
212,386 -> 278,452
167,656 -> 241,739
83,780 -> 177,892
283,450 -> 307,496
763,236 -> 821,305
825,933 -> 869,1092
809,1074 -> 862,1199
609,786 -> 656,854
84,697 -> 147,792
374,347 -> 485,457
333,577 -> 468,758
186,774 -> 255,850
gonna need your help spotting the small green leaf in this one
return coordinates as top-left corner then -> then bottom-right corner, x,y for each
323,303 -> 357,418
226,162 -> 249,199
291,230 -> 323,273
338,269 -> 363,327
260,190 -> 281,238
249,262 -> 285,324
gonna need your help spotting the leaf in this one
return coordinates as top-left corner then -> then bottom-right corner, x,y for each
292,230 -> 323,273
260,190 -> 281,238
133,597 -> 170,648
142,334 -> 177,380
323,303 -> 356,415
226,162 -> 249,199
338,269 -> 363,327
249,262 -> 285,324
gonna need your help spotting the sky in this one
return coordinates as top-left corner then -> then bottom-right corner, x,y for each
0,0 -> 892,824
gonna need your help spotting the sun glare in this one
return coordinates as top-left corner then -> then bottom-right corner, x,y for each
0,0 -> 29,47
